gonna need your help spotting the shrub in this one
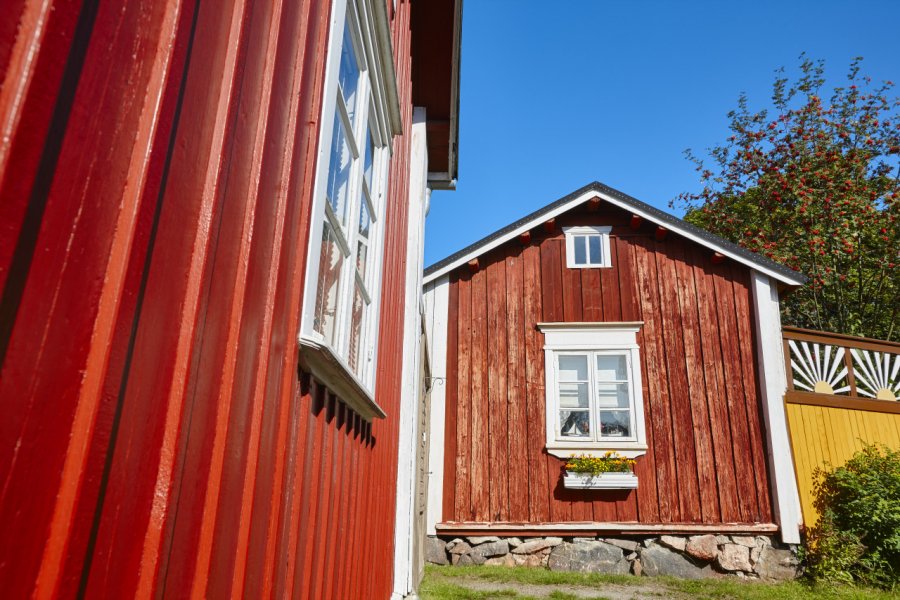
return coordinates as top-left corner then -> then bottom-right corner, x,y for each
803,444 -> 900,588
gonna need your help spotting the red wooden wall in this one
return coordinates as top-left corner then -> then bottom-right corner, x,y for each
0,0 -> 416,598
441,203 -> 774,527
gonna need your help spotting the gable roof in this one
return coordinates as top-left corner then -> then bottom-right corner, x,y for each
423,181 -> 808,286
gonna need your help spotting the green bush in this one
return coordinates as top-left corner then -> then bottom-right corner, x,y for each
803,444 -> 900,588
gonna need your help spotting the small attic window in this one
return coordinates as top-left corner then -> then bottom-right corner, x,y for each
563,226 -> 612,268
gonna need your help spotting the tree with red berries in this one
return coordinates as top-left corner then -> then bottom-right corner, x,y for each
677,56 -> 900,340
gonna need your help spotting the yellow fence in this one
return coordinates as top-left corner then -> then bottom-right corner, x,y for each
782,327 -> 900,526
786,401 -> 900,525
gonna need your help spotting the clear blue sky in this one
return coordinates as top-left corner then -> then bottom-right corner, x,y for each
424,0 -> 900,266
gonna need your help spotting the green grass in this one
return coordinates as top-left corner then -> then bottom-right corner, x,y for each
418,579 -> 530,599
421,565 -> 896,600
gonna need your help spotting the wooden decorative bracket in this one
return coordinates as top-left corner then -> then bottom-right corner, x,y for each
518,231 -> 531,245
468,258 -> 480,273
630,215 -> 643,230
711,252 -> 725,264
654,226 -> 667,241
587,197 -> 602,212
543,218 -> 556,233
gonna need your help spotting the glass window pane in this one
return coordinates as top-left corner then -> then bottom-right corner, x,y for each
358,195 -> 371,239
558,355 -> 588,381
364,127 -> 375,193
338,24 -> 359,125
348,282 -> 366,374
325,112 -> 352,226
313,224 -> 344,344
558,381 -> 588,408
600,411 -> 631,438
596,382 -> 630,408
573,235 -> 587,264
589,235 -> 602,264
596,355 -> 627,381
356,241 -> 368,280
560,410 -> 590,438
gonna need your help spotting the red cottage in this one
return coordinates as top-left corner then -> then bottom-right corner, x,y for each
0,0 -> 461,597
423,183 -> 806,578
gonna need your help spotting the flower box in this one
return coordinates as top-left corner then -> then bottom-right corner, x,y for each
563,470 -> 639,490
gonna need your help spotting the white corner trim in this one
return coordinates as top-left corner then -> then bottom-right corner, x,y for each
424,276 -> 449,535
751,272 -> 802,545
422,189 -> 806,287
391,108 -> 428,598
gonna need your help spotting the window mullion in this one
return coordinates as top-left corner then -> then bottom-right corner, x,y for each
589,351 -> 600,443
335,93 -> 368,359
335,98 -> 359,160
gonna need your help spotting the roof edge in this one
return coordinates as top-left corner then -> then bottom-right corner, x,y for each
423,182 -> 808,287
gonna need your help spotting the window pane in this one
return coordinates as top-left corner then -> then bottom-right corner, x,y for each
364,127 -> 375,193
558,355 -> 588,381
596,355 -> 627,381
588,235 -> 602,264
599,411 -> 631,438
358,195 -> 371,239
338,24 -> 359,125
596,382 -> 630,409
558,381 -> 588,408
560,410 -> 590,437
313,224 -> 344,344
356,242 -> 368,280
573,235 -> 587,264
326,112 -> 352,226
356,199 -> 371,279
348,282 -> 366,374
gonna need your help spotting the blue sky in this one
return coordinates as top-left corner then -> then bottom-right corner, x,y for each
424,0 -> 900,266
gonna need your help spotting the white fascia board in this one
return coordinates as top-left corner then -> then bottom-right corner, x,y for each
422,189 -> 806,287
751,272 -> 803,544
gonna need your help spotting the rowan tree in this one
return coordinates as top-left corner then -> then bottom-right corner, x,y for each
677,56 -> 900,340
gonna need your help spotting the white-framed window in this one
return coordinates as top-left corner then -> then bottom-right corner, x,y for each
538,323 -> 647,458
299,0 -> 394,415
563,226 -> 612,268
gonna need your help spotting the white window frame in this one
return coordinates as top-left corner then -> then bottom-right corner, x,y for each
563,225 -> 612,269
298,0 -> 393,419
538,322 -> 648,458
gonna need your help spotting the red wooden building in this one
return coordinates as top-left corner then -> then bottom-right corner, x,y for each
423,183 -> 806,550
0,0 -> 461,598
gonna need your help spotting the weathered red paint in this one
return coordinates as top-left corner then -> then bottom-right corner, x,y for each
0,0 -> 451,597
441,202 -> 775,528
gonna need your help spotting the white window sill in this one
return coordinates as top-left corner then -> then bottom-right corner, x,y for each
546,442 -> 647,459
566,264 -> 613,270
298,336 -> 386,421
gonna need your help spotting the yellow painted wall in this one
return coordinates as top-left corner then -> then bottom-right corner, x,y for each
786,403 -> 900,525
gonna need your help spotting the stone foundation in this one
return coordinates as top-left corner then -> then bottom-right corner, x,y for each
425,533 -> 799,581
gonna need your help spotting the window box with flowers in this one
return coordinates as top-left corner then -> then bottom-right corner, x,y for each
563,452 -> 639,490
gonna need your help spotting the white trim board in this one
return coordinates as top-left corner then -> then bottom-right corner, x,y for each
391,108 -> 429,599
423,275 -> 449,536
751,272 -> 802,545
422,187 -> 806,287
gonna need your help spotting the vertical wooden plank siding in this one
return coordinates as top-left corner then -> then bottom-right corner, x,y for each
786,404 -> 900,526
0,0 -> 424,597
442,206 -> 774,527
505,249 -> 530,522
523,243 -> 551,522
487,256 -> 510,521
